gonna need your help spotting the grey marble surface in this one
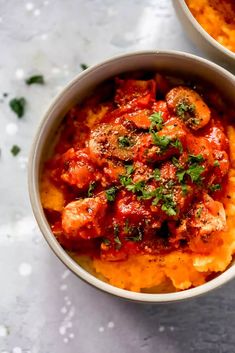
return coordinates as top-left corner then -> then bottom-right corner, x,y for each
0,1 -> 235,352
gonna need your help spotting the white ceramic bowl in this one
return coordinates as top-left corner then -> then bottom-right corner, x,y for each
174,0 -> 235,71
28,51 -> 235,303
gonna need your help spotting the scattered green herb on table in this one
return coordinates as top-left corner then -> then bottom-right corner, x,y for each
80,63 -> 88,70
9,97 -> 26,118
25,75 -> 45,85
11,145 -> 21,156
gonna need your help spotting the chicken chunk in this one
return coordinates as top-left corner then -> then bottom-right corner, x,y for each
61,148 -> 97,189
62,195 -> 107,239
170,194 -> 226,250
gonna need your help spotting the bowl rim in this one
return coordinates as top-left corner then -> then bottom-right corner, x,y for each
176,0 -> 235,61
28,50 -> 235,303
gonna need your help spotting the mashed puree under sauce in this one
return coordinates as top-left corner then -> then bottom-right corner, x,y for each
41,72 -> 235,292
186,0 -> 235,53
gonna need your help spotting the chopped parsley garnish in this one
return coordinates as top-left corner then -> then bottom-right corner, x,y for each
181,184 -> 188,195
186,164 -> 204,183
80,63 -> 88,70
119,175 -> 132,187
124,220 -> 143,242
125,164 -> 134,175
172,156 -> 181,168
126,180 -> 145,194
209,184 -> 221,192
151,130 -> 183,154
177,165 -> 204,183
161,203 -> 177,216
114,236 -> 122,248
176,153 -> 205,184
105,186 -> 117,202
9,97 -> 26,118
176,102 -> 195,118
87,181 -> 96,197
118,136 -> 133,148
188,154 -> 204,164
126,226 -> 143,242
176,169 -> 186,183
214,160 -> 220,167
149,112 -> 163,131
119,169 -> 178,216
151,132 -> 171,151
176,101 -> 199,126
25,75 -> 44,85
166,180 -> 175,188
11,144 -> 21,156
171,139 -> 183,153
196,206 -> 203,218
102,238 -> 110,246
124,219 -> 132,234
113,224 -> 121,249
114,224 -> 119,236
151,187 -> 177,216
153,168 -> 161,181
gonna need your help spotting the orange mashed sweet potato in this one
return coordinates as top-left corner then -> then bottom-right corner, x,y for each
40,72 -> 235,293
186,0 -> 235,53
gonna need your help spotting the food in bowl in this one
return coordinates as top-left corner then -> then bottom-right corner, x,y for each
186,0 -> 235,53
40,71 -> 235,293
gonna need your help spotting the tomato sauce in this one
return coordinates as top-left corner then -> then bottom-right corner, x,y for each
42,72 -> 231,262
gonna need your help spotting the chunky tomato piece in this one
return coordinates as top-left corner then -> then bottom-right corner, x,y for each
115,78 -> 156,107
62,195 -> 107,240
60,148 -> 97,189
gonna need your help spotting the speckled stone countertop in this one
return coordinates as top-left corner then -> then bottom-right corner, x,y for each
0,1 -> 235,352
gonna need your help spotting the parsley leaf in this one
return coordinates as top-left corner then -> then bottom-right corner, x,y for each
102,238 -> 110,246
172,156 -> 181,168
176,164 -> 204,184
176,170 -> 186,183
209,184 -> 221,192
113,224 -> 121,249
119,169 -> 178,216
196,206 -> 203,218
153,168 -> 161,181
105,186 -> 117,202
181,184 -> 188,195
119,175 -> 132,187
171,139 -> 183,153
126,180 -> 145,193
151,186 -> 177,215
151,132 -> 171,151
87,181 -> 96,197
161,203 -> 177,216
126,226 -> 143,242
124,219 -> 132,234
187,164 -> 204,183
125,164 -> 134,175
114,224 -> 119,237
80,63 -> 88,70
149,112 -> 163,131
25,75 -> 44,85
9,97 -> 26,118
188,154 -> 204,164
11,145 -> 21,156
176,102 -> 195,118
214,160 -> 220,167
118,136 -> 133,148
